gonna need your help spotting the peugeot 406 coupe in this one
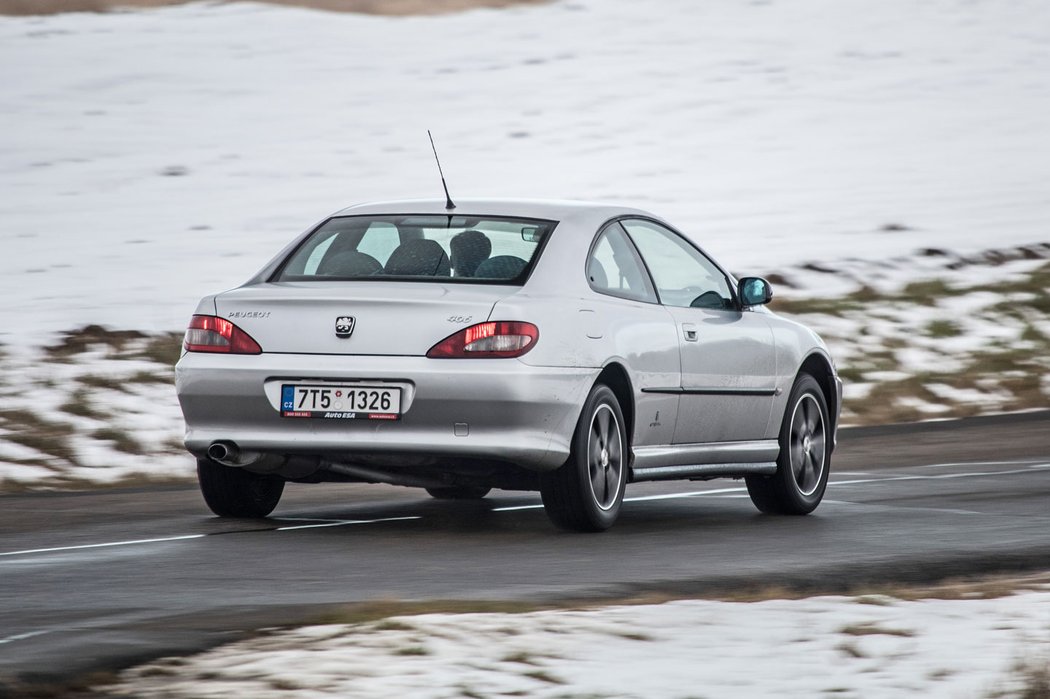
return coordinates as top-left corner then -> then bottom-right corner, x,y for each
175,199 -> 842,531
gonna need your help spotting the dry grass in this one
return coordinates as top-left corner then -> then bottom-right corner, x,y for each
92,426 -> 145,454
60,388 -> 107,420
395,645 -> 430,656
49,328 -> 182,365
0,670 -> 121,699
522,669 -> 565,685
128,369 -> 175,384
838,621 -> 915,638
775,259 -> 1050,426
305,573 -> 1050,636
0,0 -> 550,17
0,408 -> 77,463
989,658 -> 1050,699
312,599 -> 554,626
871,573 -> 1050,601
268,678 -> 304,691
0,471 -> 193,494
837,641 -> 866,659
617,571 -> 1050,605
78,374 -> 131,393
130,333 -> 183,367
373,619 -> 416,631
1016,660 -> 1050,699
45,325 -> 146,359
844,344 -> 1049,425
502,651 -> 544,665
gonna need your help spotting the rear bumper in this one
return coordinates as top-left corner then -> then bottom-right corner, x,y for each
175,352 -> 594,471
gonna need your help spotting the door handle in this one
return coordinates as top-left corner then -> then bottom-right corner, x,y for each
682,323 -> 698,342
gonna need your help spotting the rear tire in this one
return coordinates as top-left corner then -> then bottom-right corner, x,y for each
540,384 -> 627,532
425,486 -> 491,500
197,458 -> 285,518
746,373 -> 830,515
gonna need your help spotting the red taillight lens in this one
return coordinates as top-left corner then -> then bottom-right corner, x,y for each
427,321 -> 539,359
184,315 -> 262,354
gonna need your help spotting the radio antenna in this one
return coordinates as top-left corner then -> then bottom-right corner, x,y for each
428,130 -> 455,211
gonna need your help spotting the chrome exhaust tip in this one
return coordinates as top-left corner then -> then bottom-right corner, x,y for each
205,442 -> 291,473
207,441 -> 238,464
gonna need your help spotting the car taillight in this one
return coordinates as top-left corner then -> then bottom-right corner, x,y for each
427,321 -> 538,359
184,315 -> 262,354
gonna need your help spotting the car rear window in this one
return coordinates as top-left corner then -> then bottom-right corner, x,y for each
274,215 -> 556,284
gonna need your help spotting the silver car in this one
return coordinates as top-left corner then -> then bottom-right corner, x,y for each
176,199 -> 842,531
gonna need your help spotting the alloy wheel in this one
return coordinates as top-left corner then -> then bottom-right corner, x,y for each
587,403 -> 623,511
789,393 -> 826,497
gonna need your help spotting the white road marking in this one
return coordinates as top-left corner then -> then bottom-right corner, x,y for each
273,517 -> 348,523
493,487 -> 747,511
626,486 -> 746,502
276,516 -> 421,531
0,458 -> 1040,654
0,629 -> 52,646
0,517 -> 422,558
492,461 -> 1050,512
913,459 -> 1048,470
830,464 -> 1050,487
0,534 -> 206,558
3,460 -> 1045,559
821,499 -> 987,515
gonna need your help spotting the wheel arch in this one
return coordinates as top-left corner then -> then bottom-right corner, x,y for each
594,362 -> 635,446
796,351 -> 839,449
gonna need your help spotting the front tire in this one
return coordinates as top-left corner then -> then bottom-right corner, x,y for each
197,458 -> 285,518
746,373 -> 830,515
540,384 -> 627,532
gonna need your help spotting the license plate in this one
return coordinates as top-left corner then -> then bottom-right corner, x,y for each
280,384 -> 401,420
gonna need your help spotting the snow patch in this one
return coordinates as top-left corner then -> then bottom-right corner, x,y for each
2,0 -> 1050,346
108,591 -> 1050,699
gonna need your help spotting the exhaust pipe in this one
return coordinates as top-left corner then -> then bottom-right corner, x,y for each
206,440 -> 284,471
207,441 -> 237,464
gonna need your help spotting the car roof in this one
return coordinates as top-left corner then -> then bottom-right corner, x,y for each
332,198 -> 655,224
243,197 -> 698,291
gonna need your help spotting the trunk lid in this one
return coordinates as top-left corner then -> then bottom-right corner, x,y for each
214,281 -> 515,356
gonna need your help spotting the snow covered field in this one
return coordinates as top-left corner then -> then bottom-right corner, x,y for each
107,586 -> 1050,698
2,3 -> 1050,694
1,0 -> 1049,489
3,0 -> 1049,341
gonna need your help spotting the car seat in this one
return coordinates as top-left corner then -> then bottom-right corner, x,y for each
475,255 -> 527,279
384,239 -> 451,276
450,230 -> 492,277
316,250 -> 383,277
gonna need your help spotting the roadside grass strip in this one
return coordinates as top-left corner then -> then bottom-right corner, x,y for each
771,249 -> 1050,426
0,328 -> 190,491
103,586 -> 1050,699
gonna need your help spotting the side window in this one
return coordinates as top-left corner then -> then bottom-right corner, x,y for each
586,222 -> 657,303
302,234 -> 337,275
356,222 -> 400,266
621,219 -> 734,310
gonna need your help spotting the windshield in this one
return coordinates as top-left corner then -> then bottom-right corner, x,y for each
274,214 -> 556,284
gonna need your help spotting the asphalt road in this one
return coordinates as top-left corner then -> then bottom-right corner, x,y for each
1,411 -> 1049,692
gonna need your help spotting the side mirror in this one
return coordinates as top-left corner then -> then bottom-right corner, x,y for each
738,277 -> 773,307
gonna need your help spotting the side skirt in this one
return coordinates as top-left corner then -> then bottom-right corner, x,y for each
630,440 -> 779,483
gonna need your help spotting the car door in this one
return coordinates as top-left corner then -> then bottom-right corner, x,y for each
583,222 -> 681,449
620,219 -> 777,444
